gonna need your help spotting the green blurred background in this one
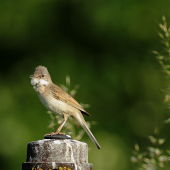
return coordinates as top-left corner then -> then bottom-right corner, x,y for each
1,0 -> 170,169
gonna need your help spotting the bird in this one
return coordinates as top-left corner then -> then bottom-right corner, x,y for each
30,66 -> 101,150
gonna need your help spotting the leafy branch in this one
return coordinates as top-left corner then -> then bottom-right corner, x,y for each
131,16 -> 170,169
131,128 -> 170,169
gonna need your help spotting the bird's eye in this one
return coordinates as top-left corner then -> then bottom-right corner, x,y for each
41,75 -> 45,77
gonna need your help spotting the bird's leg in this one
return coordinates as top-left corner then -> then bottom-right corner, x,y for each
44,114 -> 68,136
53,114 -> 68,135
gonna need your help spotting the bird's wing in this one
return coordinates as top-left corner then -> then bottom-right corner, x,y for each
49,84 -> 91,117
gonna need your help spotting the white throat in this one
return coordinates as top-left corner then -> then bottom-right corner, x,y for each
31,78 -> 49,89
39,79 -> 49,86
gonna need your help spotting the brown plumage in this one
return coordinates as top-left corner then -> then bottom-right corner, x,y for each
50,84 -> 91,117
30,66 -> 101,150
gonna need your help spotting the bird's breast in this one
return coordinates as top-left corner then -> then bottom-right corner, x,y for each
38,92 -> 77,117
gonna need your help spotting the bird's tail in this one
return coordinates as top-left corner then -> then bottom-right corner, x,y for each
80,119 -> 101,150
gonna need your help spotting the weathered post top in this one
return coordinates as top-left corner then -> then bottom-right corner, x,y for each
22,137 -> 93,170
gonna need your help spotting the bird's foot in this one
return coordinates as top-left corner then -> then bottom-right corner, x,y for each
44,132 -> 66,137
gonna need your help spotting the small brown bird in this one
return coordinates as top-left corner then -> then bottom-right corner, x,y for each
30,66 -> 101,150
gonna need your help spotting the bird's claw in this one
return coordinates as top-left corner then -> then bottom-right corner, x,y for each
44,132 -> 66,137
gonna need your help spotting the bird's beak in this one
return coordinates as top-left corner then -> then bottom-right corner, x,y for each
29,75 -> 36,79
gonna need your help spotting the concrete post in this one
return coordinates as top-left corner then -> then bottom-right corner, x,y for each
22,137 -> 93,170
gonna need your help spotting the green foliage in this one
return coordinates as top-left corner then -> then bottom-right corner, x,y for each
131,16 -> 170,170
154,16 -> 170,78
1,1 -> 170,170
131,128 -> 170,169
